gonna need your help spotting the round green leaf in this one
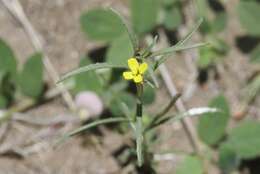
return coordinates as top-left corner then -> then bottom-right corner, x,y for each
80,9 -> 126,42
197,95 -> 230,145
250,44 -> 260,63
0,39 -> 17,77
131,0 -> 160,34
142,85 -> 156,105
225,121 -> 260,159
110,92 -> 135,116
74,57 -> 103,94
18,53 -> 43,98
163,6 -> 183,30
176,156 -> 203,174
106,34 -> 134,66
237,1 -> 260,36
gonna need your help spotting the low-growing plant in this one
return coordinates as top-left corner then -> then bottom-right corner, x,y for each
58,8 -> 217,168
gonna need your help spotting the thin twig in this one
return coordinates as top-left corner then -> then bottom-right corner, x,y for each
1,0 -> 76,111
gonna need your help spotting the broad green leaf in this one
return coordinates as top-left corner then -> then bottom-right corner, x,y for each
218,143 -> 239,173
163,6 -> 182,30
80,9 -> 126,42
225,121 -> 260,159
196,0 -> 208,17
0,95 -> 8,109
131,0 -> 160,34
211,12 -> 227,33
237,1 -> 260,36
106,34 -> 134,66
142,85 -> 155,105
110,92 -> 135,116
250,44 -> 260,63
18,53 -> 43,98
109,8 -> 139,53
0,39 -> 17,77
73,57 -> 103,93
58,63 -> 127,83
198,95 -> 230,146
197,46 -> 217,68
176,156 -> 203,174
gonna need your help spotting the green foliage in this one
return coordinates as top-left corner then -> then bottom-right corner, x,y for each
176,155 -> 203,174
131,0 -> 160,34
110,92 -> 135,116
163,6 -> 183,30
197,38 -> 229,68
237,1 -> 260,36
106,34 -> 134,66
198,95 -> 230,146
250,44 -> 260,63
142,85 -> 156,105
225,121 -> 260,159
218,143 -> 239,173
211,12 -> 227,33
0,39 -> 17,77
74,57 -> 103,93
0,94 -> 8,108
80,9 -> 126,42
59,63 -> 126,83
18,53 -> 44,99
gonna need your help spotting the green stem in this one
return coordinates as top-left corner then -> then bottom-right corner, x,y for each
135,83 -> 144,166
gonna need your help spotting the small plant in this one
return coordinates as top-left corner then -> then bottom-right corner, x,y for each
57,8 -> 218,167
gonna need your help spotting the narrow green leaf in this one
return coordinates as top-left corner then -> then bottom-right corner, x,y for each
18,53 -> 43,98
151,42 -> 209,57
58,63 -> 126,83
175,18 -> 203,47
58,117 -> 130,145
109,8 -> 139,53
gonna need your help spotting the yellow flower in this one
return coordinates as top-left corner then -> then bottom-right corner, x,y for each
123,58 -> 148,83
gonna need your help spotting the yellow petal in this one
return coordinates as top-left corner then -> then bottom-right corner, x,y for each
139,62 -> 148,74
123,71 -> 134,80
133,74 -> 143,83
128,58 -> 139,75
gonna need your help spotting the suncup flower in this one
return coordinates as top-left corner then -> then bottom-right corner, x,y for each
123,58 -> 148,83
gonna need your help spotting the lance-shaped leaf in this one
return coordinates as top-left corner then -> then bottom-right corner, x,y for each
151,18 -> 205,57
58,117 -> 130,145
109,8 -> 139,53
146,107 -> 219,132
151,42 -> 208,57
58,63 -> 127,83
